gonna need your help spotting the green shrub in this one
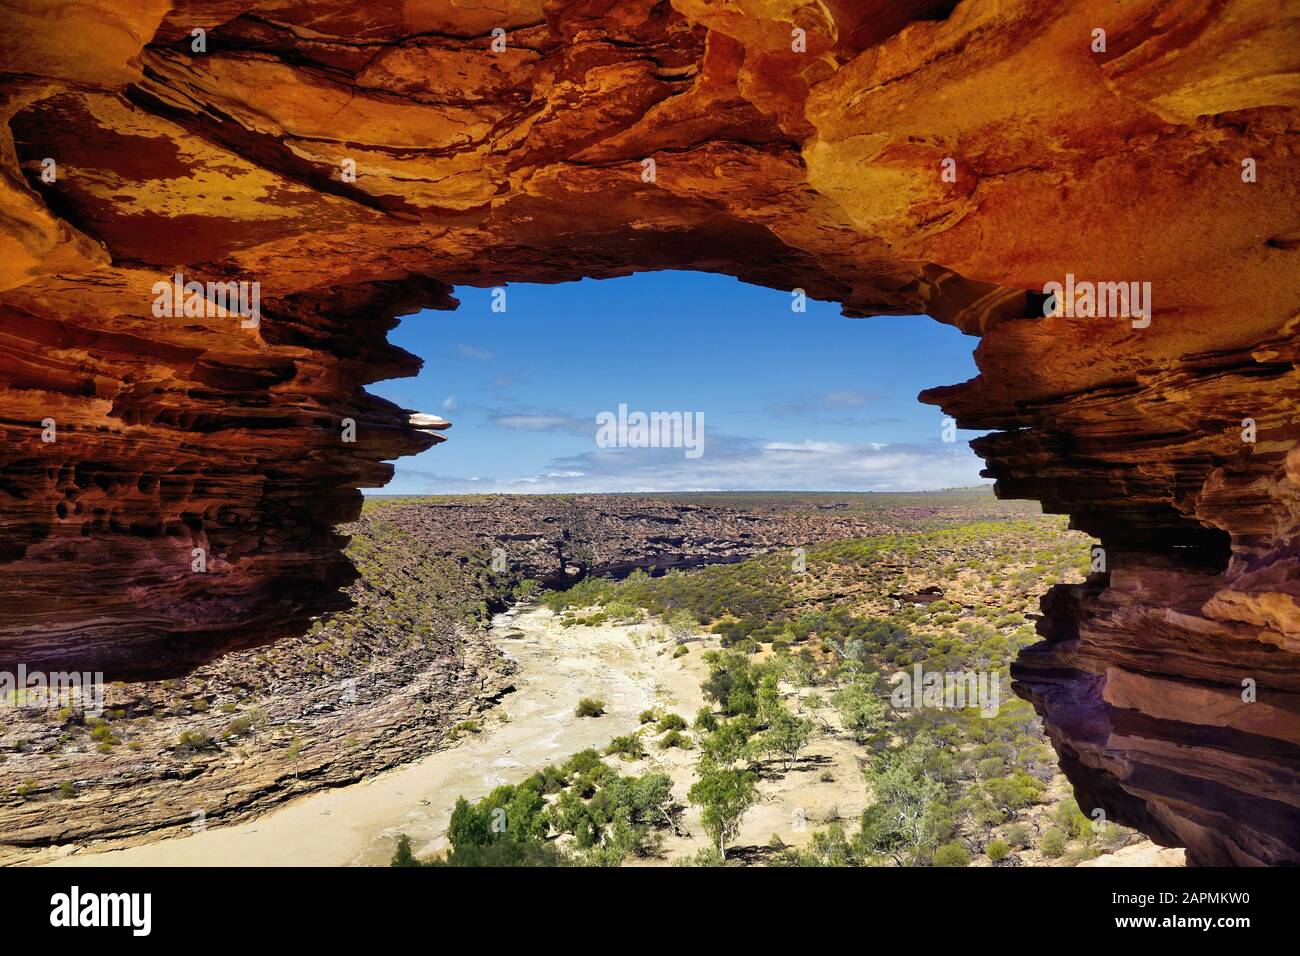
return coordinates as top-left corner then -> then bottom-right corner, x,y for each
694,708 -> 718,732
176,729 -> 212,752
527,765 -> 568,794
575,697 -> 606,718
701,650 -> 758,717
449,719 -> 481,738
656,713 -> 687,733
1064,845 -> 1102,865
933,842 -> 970,867
432,840 -> 568,867
672,846 -> 724,868
1096,822 -> 1129,850
1003,822 -> 1032,847
563,748 -> 605,777
603,602 -> 637,623
89,723 -> 117,746
638,709 -> 658,724
986,838 -> 1011,862
983,771 -> 1045,814
1054,796 -> 1092,839
658,729 -> 690,750
604,734 -> 645,760
1039,827 -> 1067,859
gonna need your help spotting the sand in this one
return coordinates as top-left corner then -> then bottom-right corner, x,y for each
43,607 -> 701,867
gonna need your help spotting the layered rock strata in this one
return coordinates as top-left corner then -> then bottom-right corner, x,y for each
1,1 -> 1297,863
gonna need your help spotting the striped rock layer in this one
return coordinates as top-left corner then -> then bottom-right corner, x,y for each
1,1 -> 1297,864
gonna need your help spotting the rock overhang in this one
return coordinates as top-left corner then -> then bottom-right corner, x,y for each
0,0 -> 1297,864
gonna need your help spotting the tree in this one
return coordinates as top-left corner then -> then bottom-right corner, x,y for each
506,780 -> 549,843
858,736 -> 946,865
756,672 -> 783,726
698,716 -> 755,772
448,796 -> 491,850
693,707 -> 718,732
756,706 -> 813,772
666,609 -> 697,644
689,769 -> 758,860
777,651 -> 815,690
390,833 -> 422,867
832,672 -> 886,743
548,788 -> 602,848
701,650 -> 758,717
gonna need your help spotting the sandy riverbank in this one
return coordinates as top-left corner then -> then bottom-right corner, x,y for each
36,607 -> 699,867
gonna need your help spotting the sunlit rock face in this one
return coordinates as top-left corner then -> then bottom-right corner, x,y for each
1,1 -> 1297,863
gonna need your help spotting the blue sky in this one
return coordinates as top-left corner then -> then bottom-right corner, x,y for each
371,271 -> 988,494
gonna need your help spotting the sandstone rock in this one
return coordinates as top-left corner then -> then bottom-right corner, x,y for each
0,0 -> 1297,865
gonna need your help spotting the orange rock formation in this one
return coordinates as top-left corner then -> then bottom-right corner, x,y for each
1,1 -> 1297,864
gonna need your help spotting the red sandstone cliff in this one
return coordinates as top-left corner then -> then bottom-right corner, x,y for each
1,1 -> 1297,864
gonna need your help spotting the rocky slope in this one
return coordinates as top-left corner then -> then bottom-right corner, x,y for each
0,2 -> 1297,864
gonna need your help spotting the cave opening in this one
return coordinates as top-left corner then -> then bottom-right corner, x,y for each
0,0 -> 1294,870
369,271 -> 988,498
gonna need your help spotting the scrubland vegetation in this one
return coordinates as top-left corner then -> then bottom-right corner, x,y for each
397,514 -> 1140,867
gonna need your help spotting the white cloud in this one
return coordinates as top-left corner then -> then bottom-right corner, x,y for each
763,440 -> 848,454
388,430 -> 987,495
490,412 -> 592,435
823,390 -> 872,407
457,344 -> 495,361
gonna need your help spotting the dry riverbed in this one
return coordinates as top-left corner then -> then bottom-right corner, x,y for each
37,606 -> 701,866
31,606 -> 1175,867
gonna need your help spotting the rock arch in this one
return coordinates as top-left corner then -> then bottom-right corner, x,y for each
1,0 -> 1297,864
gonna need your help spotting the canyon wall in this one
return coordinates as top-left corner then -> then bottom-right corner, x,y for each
1,1 -> 1297,863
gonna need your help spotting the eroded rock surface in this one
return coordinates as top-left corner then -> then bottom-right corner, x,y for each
1,1 -> 1297,864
